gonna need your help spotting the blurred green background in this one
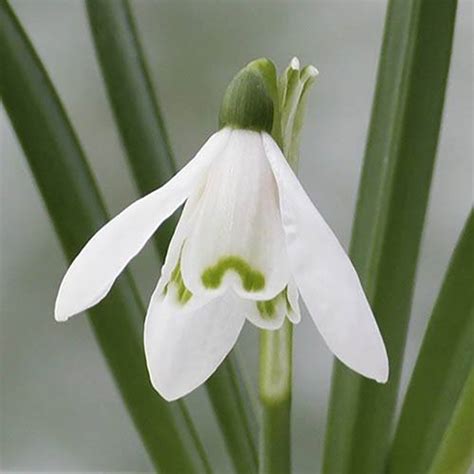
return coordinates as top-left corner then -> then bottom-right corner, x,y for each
0,0 -> 472,472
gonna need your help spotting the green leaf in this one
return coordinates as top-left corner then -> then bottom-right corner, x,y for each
85,2 -> 257,471
322,0 -> 458,473
429,367 -> 474,474
388,211 -> 474,474
206,354 -> 258,473
0,2 -> 210,472
85,0 -> 177,254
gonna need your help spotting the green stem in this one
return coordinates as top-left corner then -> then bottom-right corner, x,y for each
85,1 -> 257,470
257,59 -> 316,474
259,320 -> 293,474
322,0 -> 458,473
388,212 -> 474,474
0,2 -> 209,472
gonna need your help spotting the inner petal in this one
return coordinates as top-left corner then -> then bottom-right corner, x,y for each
156,186 -> 204,309
246,286 -> 291,330
181,129 -> 290,300
201,255 -> 265,292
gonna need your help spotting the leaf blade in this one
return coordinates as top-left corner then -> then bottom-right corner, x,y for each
322,0 -> 458,473
0,2 -> 210,472
388,212 -> 474,474
85,0 -> 177,254
429,367 -> 474,474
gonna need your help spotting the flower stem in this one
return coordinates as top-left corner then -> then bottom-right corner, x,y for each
257,58 -> 316,474
259,320 -> 293,474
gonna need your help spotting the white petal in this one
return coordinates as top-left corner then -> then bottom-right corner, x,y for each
156,187 -> 218,313
156,186 -> 203,295
287,278 -> 301,324
144,290 -> 245,401
245,296 -> 286,330
181,129 -> 290,301
262,133 -> 388,383
55,129 -> 231,321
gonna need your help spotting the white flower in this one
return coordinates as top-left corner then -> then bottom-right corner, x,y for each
55,60 -> 388,401
55,127 -> 388,399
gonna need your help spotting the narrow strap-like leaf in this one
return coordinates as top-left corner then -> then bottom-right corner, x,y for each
85,2 -> 258,471
85,0 -> 177,253
206,354 -> 259,473
429,367 -> 474,474
322,0 -> 458,473
0,2 -> 210,472
388,212 -> 474,474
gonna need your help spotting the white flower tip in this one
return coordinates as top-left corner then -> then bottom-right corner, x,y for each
339,351 -> 389,384
378,359 -> 390,384
368,351 -> 389,384
153,383 -> 181,402
54,280 -> 90,322
54,295 -> 66,322
307,65 -> 319,77
342,354 -> 389,384
377,374 -> 389,384
54,312 -> 68,323
290,56 -> 300,70
147,371 -> 192,402
287,309 -> 301,324
54,297 -> 72,322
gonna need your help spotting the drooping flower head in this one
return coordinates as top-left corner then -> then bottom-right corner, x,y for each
55,58 -> 388,401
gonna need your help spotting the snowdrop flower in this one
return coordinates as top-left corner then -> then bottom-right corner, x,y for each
55,59 -> 388,401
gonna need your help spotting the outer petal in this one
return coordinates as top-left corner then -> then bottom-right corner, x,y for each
55,129 -> 230,321
144,290 -> 245,401
181,129 -> 290,301
262,133 -> 389,383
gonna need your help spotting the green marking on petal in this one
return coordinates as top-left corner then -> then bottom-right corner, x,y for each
257,287 -> 292,320
201,255 -> 265,292
164,261 -> 193,305
257,299 -> 277,318
178,286 -> 193,304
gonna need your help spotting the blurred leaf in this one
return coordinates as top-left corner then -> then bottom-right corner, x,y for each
0,2 -> 210,472
388,212 -> 474,474
322,0 -> 458,473
85,0 -> 176,253
206,352 -> 258,473
429,367 -> 474,474
85,1 -> 257,471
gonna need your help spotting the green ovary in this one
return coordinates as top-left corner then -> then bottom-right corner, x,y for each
201,256 -> 265,292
